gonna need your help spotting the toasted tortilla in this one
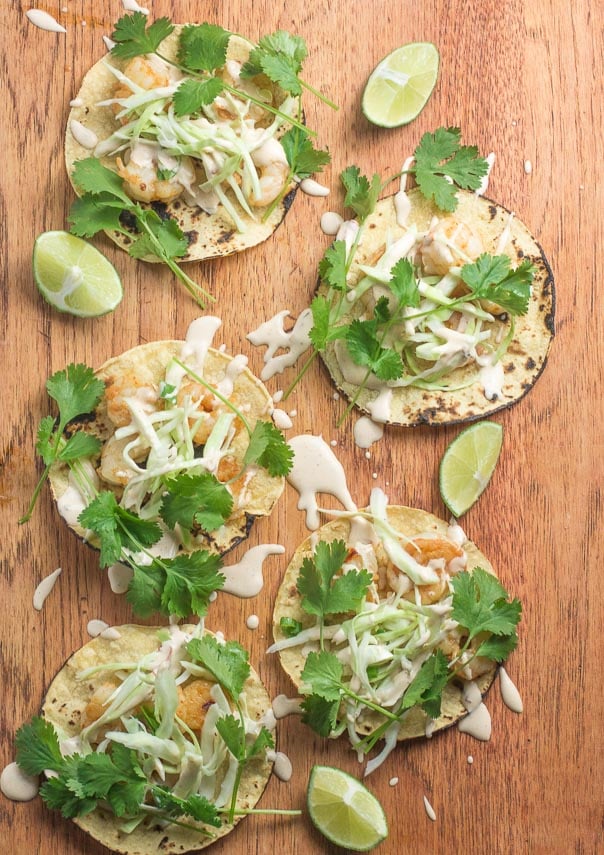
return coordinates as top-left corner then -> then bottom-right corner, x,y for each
319,188 -> 555,426
48,339 -> 284,556
273,506 -> 497,740
65,28 -> 297,262
42,625 -> 273,853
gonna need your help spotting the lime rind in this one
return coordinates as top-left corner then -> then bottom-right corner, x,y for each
439,421 -> 504,517
307,765 -> 388,851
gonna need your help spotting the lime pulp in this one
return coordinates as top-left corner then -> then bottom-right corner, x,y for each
362,42 -> 439,128
439,420 -> 504,517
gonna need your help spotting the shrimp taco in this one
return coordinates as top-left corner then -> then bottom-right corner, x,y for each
270,490 -> 521,768
45,317 -> 291,614
319,187 -> 554,425
65,20 -> 313,261
16,624 -> 276,852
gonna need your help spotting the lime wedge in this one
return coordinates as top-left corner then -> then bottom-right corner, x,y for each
33,231 -> 123,318
439,421 -> 503,517
307,765 -> 388,851
362,42 -> 439,127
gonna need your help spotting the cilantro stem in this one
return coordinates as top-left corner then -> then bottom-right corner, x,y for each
173,359 -> 253,436
225,808 -> 303,816
339,688 -> 399,722
138,805 -> 216,835
299,79 -> 338,111
281,349 -> 318,401
18,463 -> 52,524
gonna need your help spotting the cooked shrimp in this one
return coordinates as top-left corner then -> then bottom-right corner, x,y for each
84,681 -> 119,725
439,629 -> 493,680
249,161 -> 290,207
116,141 -> 196,205
380,535 -> 465,604
99,434 -> 149,487
112,56 -> 172,113
176,679 -> 215,731
104,367 -> 159,428
249,139 -> 290,208
176,378 -> 220,445
417,217 -> 484,276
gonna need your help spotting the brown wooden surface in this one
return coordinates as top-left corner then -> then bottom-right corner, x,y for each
1,1 -> 602,853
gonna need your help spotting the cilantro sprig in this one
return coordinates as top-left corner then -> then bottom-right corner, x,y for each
78,491 -> 226,618
187,636 -> 274,822
297,539 -> 372,645
110,14 -> 335,128
299,568 -> 521,750
15,716 -> 221,830
68,158 -> 213,308
19,364 -> 104,524
407,127 -> 490,212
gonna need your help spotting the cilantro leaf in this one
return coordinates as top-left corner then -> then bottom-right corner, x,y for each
412,127 -> 489,212
300,693 -> 340,736
187,636 -> 250,698
451,567 -> 522,641
78,492 -> 162,567
58,431 -> 101,463
70,158 -> 131,203
248,725 -> 274,759
68,194 -> 125,237
15,716 -> 64,775
460,254 -> 534,315
279,616 -> 303,638
173,77 -> 224,117
300,650 -> 344,701
373,295 -> 391,324
280,126 -> 330,179
46,364 -> 105,426
128,214 -> 189,262
152,787 -> 221,828
241,31 -> 307,94
177,23 -> 231,72
297,539 -> 372,618
111,13 -> 174,60
345,319 -> 404,381
215,713 -> 245,761
160,472 -> 233,533
318,240 -> 348,291
400,650 -> 450,719
126,562 -> 164,617
340,166 -> 381,223
40,776 -> 97,818
243,420 -> 293,476
159,551 -> 225,617
474,633 -> 519,661
388,258 -> 420,308
35,416 -> 57,465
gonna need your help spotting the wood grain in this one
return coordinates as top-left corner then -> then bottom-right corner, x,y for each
1,1 -> 602,853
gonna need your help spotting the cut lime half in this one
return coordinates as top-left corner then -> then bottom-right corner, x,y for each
307,765 -> 388,851
362,42 -> 439,127
33,231 -> 123,318
439,421 -> 503,518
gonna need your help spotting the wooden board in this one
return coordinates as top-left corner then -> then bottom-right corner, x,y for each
1,1 -> 601,852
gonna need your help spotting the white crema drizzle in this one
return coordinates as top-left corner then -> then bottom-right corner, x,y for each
33,567 -> 62,610
286,435 -> 357,530
247,309 -> 313,381
221,544 -> 286,597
